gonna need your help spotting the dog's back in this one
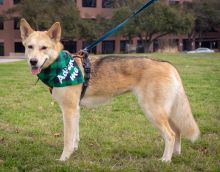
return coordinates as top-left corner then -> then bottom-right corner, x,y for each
85,56 -> 179,98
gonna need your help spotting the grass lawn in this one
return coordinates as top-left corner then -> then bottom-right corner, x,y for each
0,53 -> 220,171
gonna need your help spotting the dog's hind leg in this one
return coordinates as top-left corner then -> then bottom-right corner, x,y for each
169,119 -> 181,155
143,107 -> 175,162
149,112 -> 175,161
136,89 -> 175,162
158,118 -> 175,162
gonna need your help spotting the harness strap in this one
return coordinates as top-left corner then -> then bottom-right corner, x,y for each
78,51 -> 90,99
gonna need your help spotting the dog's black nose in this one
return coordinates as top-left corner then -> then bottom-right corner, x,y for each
30,58 -> 38,66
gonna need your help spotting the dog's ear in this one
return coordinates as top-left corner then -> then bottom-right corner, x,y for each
47,22 -> 61,42
20,18 -> 34,42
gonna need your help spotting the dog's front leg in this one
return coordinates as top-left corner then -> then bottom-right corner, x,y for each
59,106 -> 79,161
52,86 -> 81,161
74,107 -> 80,151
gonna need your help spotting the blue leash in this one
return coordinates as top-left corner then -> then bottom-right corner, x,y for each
83,0 -> 158,51
79,0 -> 157,99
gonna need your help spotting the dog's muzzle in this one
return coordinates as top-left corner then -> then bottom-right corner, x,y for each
30,58 -> 48,75
30,58 -> 38,66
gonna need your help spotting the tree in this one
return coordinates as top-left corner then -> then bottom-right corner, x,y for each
193,0 -> 220,33
6,0 -> 112,43
111,6 -> 137,43
111,0 -> 195,52
6,0 -> 81,39
181,0 -> 220,50
78,15 -> 112,43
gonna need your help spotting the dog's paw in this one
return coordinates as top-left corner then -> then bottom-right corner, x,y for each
59,155 -> 68,161
59,150 -> 72,161
59,158 -> 66,161
160,157 -> 171,163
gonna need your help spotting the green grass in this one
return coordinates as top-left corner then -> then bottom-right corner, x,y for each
0,53 -> 220,172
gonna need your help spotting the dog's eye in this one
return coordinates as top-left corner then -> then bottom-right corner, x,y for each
28,45 -> 33,49
41,46 -> 47,50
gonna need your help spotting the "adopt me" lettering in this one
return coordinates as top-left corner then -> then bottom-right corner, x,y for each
57,59 -> 79,84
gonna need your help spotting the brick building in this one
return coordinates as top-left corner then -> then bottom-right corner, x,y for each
0,0 -> 21,56
0,0 -> 219,56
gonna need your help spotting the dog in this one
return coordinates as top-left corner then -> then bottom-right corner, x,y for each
20,18 -> 200,162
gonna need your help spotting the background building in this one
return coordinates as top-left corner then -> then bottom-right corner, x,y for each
0,0 -> 21,56
0,0 -> 219,56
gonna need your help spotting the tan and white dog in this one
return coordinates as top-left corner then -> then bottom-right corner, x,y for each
20,18 -> 200,162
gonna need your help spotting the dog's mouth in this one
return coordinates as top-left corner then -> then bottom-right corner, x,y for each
30,58 -> 48,75
31,67 -> 41,75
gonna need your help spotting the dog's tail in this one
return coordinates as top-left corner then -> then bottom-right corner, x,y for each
171,84 -> 200,142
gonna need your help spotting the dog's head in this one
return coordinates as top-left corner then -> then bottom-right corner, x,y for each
20,19 -> 63,75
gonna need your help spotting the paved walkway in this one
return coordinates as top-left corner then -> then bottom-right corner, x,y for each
0,58 -> 24,63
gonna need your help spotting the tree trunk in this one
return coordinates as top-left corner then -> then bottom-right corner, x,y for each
137,34 -> 145,53
144,40 -> 152,53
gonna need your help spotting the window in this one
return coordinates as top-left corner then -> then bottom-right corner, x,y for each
14,17 -> 20,30
0,17 -> 4,30
137,40 -> 145,53
82,0 -> 96,7
0,43 -> 4,56
13,0 -> 20,4
102,40 -> 115,54
62,40 -> 77,53
120,40 -> 129,53
183,39 -> 191,51
102,0 -> 113,8
15,42 -> 25,53
0,0 -> 3,5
